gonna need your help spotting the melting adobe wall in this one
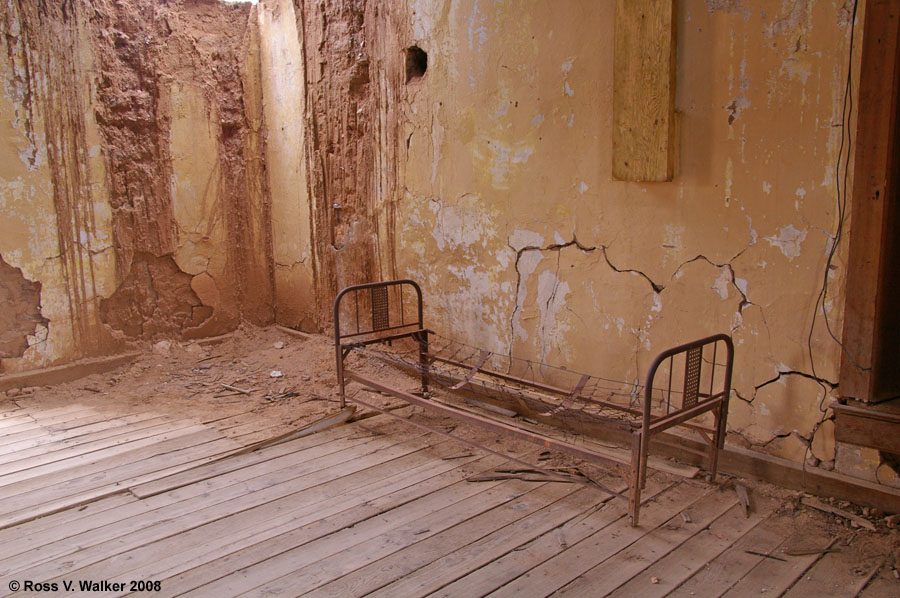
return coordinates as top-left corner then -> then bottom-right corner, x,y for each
256,0 -> 399,331
0,0 -> 274,372
0,0 -> 116,370
379,0 -> 882,482
256,0 -> 316,330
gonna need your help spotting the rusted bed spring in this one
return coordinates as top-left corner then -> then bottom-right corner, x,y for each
333,279 -> 734,526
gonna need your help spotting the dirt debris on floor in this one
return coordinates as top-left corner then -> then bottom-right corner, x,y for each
2,326 -> 343,444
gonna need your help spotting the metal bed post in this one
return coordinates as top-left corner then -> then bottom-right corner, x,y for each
334,286 -> 349,408
709,336 -> 734,481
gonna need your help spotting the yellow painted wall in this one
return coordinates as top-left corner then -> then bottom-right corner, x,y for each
386,0 -> 858,468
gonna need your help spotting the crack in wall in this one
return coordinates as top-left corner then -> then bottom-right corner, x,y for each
507,236 -> 667,364
507,236 -> 597,360
672,253 -> 751,308
507,238 -> 830,460
753,369 -> 838,398
602,248 -> 664,294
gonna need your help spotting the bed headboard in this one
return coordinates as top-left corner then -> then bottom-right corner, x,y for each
333,279 -> 424,344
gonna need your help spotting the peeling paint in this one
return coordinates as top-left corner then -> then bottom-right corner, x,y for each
764,224 -> 808,259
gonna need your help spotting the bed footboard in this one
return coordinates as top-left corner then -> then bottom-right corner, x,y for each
630,334 -> 734,524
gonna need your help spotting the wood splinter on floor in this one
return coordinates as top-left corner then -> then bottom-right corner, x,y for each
801,497 -> 876,531
734,480 -> 751,517
744,550 -> 787,561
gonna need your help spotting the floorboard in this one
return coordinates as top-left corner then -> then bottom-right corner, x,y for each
366,485 -> 615,598
0,403 -> 892,598
858,564 -> 900,598
484,482 -> 710,598
426,477 -> 674,598
552,484 -> 741,597
605,495 -> 778,598
783,549 -> 884,598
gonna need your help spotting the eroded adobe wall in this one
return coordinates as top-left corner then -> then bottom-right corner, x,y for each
255,0 -> 400,331
378,0 -> 873,480
0,0 -> 274,372
0,0 -> 115,369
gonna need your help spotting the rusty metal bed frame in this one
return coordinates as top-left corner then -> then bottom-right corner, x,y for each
334,279 -> 734,526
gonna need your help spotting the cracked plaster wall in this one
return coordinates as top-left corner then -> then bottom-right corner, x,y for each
1,0 -> 889,487
387,0 -> 872,479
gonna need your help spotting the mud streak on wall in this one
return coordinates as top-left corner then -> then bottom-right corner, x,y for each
4,0 -> 104,355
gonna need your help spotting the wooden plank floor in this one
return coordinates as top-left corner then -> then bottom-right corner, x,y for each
0,401 -> 894,597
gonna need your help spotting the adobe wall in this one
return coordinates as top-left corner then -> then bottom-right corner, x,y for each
0,0 -> 274,371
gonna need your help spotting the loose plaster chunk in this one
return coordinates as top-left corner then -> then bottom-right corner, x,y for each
0,257 -> 48,359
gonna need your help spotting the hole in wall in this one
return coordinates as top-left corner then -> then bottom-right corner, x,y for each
405,46 -> 427,83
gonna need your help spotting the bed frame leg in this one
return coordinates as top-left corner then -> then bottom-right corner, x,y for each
629,430 -> 642,527
708,403 -> 724,482
418,330 -> 430,396
336,348 -> 346,409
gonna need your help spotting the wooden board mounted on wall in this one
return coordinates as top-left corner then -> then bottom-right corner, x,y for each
613,0 -> 677,182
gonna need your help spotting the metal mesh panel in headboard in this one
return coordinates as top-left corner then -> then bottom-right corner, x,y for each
371,285 -> 390,331
682,345 -> 703,409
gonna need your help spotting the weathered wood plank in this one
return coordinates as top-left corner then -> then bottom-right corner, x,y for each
0,425 -> 217,494
485,482 -> 708,598
44,440 -> 480,595
552,487 -> 739,597
0,413 -> 35,430
0,420 -> 43,436
367,486 -> 613,598
612,0 -> 677,182
782,549 -> 884,598
667,514 -> 811,598
427,477 -> 673,598
304,483 -> 582,598
858,564 -> 900,598
0,420 -> 201,481
605,496 -> 778,598
720,526 -> 834,597
0,413 -> 166,462
0,436 -> 239,530
1,431 -> 431,577
212,480 -> 542,598
0,495 -> 141,561
834,402 -> 900,453
129,421 -> 363,498
153,451 -> 513,598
